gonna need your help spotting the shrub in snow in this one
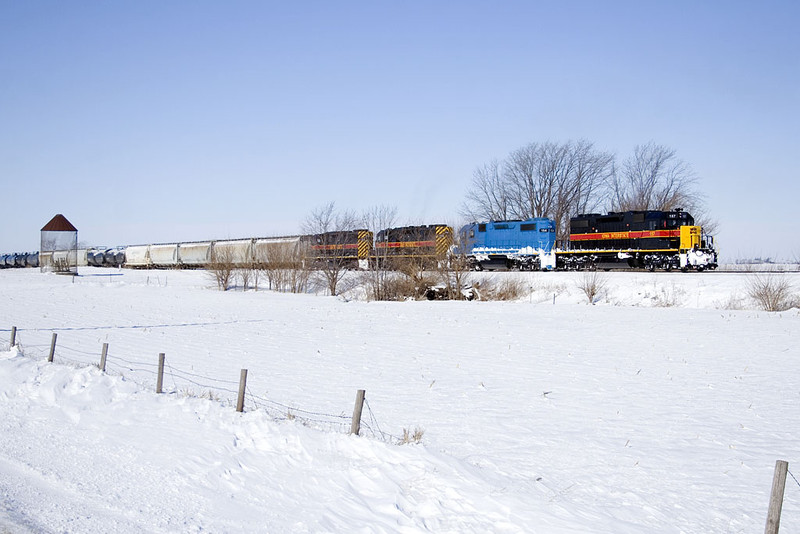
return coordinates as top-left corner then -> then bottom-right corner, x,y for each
473,276 -> 527,301
652,282 -> 686,308
401,427 -> 424,444
746,273 -> 798,312
576,271 -> 608,304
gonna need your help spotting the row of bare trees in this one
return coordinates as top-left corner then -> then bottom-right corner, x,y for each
207,241 -> 311,293
461,140 -> 714,239
208,241 -> 477,301
207,202 -> 478,300
302,202 -> 442,299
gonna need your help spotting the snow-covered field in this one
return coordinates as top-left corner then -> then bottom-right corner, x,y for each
1,267 -> 799,533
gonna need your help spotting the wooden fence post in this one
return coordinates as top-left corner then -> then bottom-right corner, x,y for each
765,460 -> 789,534
350,389 -> 366,435
10,326 -> 16,347
156,353 -> 165,393
99,343 -> 108,372
47,333 -> 57,362
236,369 -> 248,413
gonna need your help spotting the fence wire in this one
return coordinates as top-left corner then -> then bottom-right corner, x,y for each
790,469 -> 800,491
5,325 -> 400,444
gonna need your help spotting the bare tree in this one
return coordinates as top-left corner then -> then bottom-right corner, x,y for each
302,202 -> 358,296
460,160 -> 511,222
606,142 -> 718,234
255,240 -> 310,293
436,222 -> 473,300
208,244 -> 235,291
361,204 -> 397,301
609,142 -> 699,212
563,140 -> 614,220
236,265 -> 254,291
504,142 -> 555,221
462,140 -> 613,240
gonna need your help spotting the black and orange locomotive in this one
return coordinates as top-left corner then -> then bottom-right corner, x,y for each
559,209 -> 717,271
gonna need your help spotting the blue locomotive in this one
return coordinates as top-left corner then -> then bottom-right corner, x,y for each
456,218 -> 557,271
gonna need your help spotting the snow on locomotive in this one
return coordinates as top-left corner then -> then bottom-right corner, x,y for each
456,218 -> 556,271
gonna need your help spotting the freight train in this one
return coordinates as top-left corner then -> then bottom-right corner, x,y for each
3,209 -> 717,272
115,209 -> 715,272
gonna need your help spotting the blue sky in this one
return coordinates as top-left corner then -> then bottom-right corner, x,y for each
1,1 -> 798,260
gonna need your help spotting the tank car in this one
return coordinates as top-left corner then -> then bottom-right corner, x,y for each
456,218 -> 556,271
561,209 -> 717,271
87,249 -> 104,267
25,252 -> 39,268
103,248 -> 119,266
94,248 -> 125,267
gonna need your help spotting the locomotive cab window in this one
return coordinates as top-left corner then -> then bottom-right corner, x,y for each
520,224 -> 535,232
478,224 -> 486,232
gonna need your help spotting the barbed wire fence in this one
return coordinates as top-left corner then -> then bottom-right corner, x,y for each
790,469 -> 800,490
2,326 -> 799,527
2,325 -> 408,444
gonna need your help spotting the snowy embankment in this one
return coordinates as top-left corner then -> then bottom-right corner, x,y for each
1,268 -> 799,533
